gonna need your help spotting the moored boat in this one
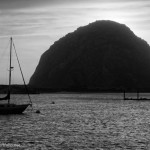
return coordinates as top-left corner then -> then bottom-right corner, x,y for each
0,37 -> 32,114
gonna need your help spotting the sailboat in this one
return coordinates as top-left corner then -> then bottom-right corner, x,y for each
0,37 -> 32,114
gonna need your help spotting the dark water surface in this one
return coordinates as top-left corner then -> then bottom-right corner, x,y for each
1,93 -> 150,150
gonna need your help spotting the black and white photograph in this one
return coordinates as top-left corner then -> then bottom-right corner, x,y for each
0,0 -> 150,149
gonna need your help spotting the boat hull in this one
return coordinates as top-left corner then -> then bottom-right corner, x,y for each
0,104 -> 30,115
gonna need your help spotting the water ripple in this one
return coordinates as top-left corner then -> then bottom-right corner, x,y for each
1,93 -> 150,149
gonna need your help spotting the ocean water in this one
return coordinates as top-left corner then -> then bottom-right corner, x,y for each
1,93 -> 150,150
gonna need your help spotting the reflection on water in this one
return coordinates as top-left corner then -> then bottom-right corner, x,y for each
0,93 -> 150,149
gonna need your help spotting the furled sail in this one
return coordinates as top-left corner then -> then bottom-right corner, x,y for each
0,92 -> 10,101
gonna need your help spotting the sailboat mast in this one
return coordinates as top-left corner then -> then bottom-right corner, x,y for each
137,90 -> 139,100
8,37 -> 13,104
123,90 -> 126,100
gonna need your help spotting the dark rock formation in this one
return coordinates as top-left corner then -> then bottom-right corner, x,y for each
29,20 -> 150,91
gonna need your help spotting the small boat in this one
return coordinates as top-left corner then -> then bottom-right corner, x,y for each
0,37 -> 32,114
123,90 -> 150,100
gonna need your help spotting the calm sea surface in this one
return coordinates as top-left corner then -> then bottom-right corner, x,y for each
1,93 -> 150,150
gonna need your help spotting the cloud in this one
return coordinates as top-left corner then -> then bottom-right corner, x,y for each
1,1 -> 149,39
1,0 -> 150,38
0,0 -> 49,9
1,0 -> 149,9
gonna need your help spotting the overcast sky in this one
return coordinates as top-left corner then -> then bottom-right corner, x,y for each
0,0 -> 150,84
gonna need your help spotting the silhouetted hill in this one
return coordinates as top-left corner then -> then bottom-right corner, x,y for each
29,20 -> 150,92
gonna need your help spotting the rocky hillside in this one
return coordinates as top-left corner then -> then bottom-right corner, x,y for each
29,20 -> 150,91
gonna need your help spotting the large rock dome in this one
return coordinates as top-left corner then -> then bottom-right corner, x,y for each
29,20 -> 150,91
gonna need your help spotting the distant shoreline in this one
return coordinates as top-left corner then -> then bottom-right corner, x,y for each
0,84 -> 150,94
